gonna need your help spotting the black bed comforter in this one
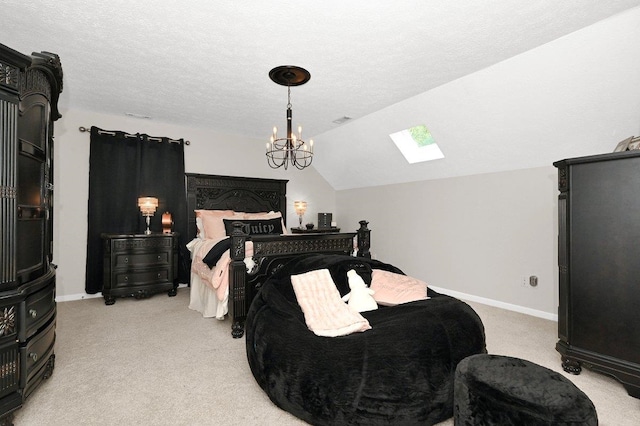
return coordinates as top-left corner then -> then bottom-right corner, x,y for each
245,255 -> 486,425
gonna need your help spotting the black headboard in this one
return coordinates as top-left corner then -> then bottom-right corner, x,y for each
185,173 -> 288,239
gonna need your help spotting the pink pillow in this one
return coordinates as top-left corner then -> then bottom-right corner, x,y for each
370,269 -> 429,306
242,211 -> 281,220
195,209 -> 242,241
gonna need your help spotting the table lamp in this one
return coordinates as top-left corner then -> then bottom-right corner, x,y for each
138,196 -> 159,234
294,200 -> 307,229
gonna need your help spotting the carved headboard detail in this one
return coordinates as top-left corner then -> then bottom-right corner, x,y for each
185,173 -> 288,239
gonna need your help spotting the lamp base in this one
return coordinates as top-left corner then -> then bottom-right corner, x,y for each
144,214 -> 153,235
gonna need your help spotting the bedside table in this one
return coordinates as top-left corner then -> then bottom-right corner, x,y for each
101,233 -> 179,305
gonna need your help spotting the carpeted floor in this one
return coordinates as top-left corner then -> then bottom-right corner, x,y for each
12,287 -> 640,425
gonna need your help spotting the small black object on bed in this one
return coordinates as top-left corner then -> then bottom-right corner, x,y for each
246,254 -> 487,425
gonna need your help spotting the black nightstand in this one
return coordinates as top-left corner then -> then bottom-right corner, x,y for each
101,233 -> 179,305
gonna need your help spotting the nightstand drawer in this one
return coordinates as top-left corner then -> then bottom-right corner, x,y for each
113,268 -> 170,288
111,236 -> 174,252
114,251 -> 170,268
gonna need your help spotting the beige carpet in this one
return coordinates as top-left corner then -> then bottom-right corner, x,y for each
13,287 -> 640,425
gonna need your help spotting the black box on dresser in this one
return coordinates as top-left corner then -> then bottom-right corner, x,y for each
0,43 -> 63,424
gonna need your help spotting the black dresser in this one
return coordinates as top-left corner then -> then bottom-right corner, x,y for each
554,151 -> 640,398
0,44 -> 63,423
101,233 -> 179,305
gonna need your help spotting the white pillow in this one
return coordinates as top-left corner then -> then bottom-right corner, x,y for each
196,217 -> 205,239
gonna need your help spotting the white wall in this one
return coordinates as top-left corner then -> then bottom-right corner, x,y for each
337,166 -> 558,318
332,8 -> 640,319
315,6 -> 640,190
52,8 -> 640,311
53,108 -> 336,298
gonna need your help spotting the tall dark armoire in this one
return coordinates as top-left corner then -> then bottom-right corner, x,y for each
555,151 -> 640,399
0,43 -> 63,424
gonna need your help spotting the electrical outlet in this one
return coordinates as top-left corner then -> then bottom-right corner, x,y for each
521,276 -> 528,287
529,275 -> 538,287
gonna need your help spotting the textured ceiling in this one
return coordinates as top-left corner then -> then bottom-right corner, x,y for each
2,1 -> 640,188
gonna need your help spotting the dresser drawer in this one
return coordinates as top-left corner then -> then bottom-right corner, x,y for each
21,317 -> 55,391
113,268 -> 170,289
114,251 -> 170,269
19,273 -> 56,342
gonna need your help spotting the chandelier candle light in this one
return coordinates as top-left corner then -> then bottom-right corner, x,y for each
138,196 -> 159,235
266,66 -> 314,170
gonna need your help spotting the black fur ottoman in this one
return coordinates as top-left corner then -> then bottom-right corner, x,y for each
454,354 -> 597,425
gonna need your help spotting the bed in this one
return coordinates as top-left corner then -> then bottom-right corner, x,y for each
185,173 -> 371,338
245,254 -> 487,425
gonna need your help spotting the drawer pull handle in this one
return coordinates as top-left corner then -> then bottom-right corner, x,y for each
157,273 -> 161,278
29,309 -> 37,318
29,352 -> 38,362
124,276 -> 129,282
157,255 -> 161,261
124,257 -> 129,263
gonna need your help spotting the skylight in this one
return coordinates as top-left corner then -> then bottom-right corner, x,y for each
389,125 -> 444,164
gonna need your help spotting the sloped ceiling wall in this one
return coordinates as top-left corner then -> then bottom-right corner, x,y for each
314,7 -> 640,190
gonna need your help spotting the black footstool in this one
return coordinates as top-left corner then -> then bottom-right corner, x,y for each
454,354 -> 597,425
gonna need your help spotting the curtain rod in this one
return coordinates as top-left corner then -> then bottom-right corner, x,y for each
78,126 -> 190,145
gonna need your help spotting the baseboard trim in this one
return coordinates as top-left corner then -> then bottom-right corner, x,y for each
56,292 -> 103,302
57,284 -> 557,322
429,286 -> 558,322
56,283 -> 189,303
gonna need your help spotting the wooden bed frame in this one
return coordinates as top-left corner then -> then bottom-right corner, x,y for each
185,173 -> 371,337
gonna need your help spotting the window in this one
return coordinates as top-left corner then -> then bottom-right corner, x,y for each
389,125 -> 444,164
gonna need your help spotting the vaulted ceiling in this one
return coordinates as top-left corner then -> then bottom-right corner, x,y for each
2,1 -> 640,189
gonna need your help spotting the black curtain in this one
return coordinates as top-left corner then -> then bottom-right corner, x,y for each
85,126 -> 189,294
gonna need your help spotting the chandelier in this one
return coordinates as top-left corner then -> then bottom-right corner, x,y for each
266,66 -> 313,170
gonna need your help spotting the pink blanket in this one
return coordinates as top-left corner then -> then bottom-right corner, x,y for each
291,269 -> 371,337
190,237 -> 253,301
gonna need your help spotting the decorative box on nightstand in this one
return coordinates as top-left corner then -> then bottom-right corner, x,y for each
101,233 -> 179,305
